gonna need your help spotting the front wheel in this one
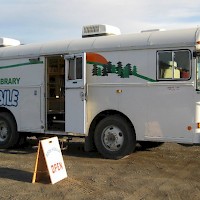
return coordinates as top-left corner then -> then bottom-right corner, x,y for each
94,115 -> 136,159
0,112 -> 18,149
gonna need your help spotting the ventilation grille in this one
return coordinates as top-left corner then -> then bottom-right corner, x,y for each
83,25 -> 100,35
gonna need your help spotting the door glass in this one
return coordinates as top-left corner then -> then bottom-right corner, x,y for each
68,59 -> 75,80
67,57 -> 82,80
76,57 -> 82,79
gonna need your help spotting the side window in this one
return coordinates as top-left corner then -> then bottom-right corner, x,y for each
158,50 -> 191,80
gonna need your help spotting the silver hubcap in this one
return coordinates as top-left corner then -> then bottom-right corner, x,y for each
0,121 -> 8,142
101,125 -> 124,151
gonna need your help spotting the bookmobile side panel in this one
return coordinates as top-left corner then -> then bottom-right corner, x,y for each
86,50 -> 150,141
0,57 -> 45,133
146,49 -> 195,143
86,48 -> 196,143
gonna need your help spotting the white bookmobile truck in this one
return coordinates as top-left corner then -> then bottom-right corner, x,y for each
0,24 -> 200,159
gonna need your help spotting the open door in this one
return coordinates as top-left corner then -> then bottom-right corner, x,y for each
65,53 -> 86,134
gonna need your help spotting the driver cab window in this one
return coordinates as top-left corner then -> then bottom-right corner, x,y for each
158,50 -> 191,80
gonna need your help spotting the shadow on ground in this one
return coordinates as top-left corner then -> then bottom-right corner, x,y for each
0,137 -> 158,158
0,167 -> 32,183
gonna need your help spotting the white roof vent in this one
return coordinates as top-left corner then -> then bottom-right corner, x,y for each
0,37 -> 20,47
82,24 -> 121,38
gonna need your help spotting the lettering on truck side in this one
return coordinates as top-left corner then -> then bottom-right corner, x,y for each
0,89 -> 19,107
0,78 -> 20,85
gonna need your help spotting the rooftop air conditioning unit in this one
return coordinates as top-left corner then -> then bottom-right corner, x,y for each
82,24 -> 121,38
0,37 -> 20,47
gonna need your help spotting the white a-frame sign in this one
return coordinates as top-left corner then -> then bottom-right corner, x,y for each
32,137 -> 67,184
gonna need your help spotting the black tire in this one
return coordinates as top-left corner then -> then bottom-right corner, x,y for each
138,141 -> 163,149
94,115 -> 136,159
0,112 -> 18,149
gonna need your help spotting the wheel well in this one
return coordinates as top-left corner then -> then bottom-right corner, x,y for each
87,110 -> 135,150
0,107 -> 17,128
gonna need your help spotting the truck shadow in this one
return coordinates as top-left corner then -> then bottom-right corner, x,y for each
61,142 -> 149,158
0,137 -> 156,158
0,138 -> 38,155
0,167 -> 32,183
62,141 -> 101,158
0,138 -> 101,158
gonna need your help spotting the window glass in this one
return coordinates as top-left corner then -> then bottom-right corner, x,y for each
174,51 -> 190,79
158,50 -> 191,80
158,52 -> 172,79
68,59 -> 75,80
197,57 -> 200,90
76,57 -> 82,79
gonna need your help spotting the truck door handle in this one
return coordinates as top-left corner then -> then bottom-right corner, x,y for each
80,92 -> 85,101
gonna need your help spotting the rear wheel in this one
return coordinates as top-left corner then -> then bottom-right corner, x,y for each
94,115 -> 136,159
0,112 -> 18,149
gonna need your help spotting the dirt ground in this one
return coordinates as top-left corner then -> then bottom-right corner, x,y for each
1,137 -> 200,200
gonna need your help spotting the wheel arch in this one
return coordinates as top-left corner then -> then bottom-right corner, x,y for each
86,109 -> 135,151
0,107 -> 17,129
0,107 -> 19,149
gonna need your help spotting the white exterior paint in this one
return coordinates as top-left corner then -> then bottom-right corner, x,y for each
0,27 -> 200,145
65,53 -> 87,133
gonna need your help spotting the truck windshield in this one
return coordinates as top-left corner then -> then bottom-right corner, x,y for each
197,56 -> 200,90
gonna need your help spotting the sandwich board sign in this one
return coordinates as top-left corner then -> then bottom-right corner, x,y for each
32,136 -> 67,184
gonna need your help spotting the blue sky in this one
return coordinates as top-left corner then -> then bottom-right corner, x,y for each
1,0 -> 200,44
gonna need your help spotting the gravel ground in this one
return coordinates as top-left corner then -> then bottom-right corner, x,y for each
1,137 -> 200,200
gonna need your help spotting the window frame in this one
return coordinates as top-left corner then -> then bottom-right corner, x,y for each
68,56 -> 83,80
157,49 -> 192,81
196,56 -> 200,90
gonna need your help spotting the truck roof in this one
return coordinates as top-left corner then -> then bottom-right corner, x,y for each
0,27 -> 199,59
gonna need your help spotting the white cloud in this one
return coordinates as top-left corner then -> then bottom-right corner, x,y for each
0,0 -> 200,43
